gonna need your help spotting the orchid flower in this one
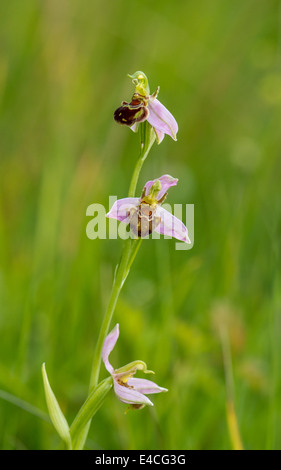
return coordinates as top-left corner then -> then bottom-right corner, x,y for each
102,324 -> 167,408
114,71 -> 178,144
106,174 -> 191,243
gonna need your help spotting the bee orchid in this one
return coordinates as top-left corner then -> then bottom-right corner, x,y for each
106,175 -> 191,243
114,71 -> 178,144
102,324 -> 167,408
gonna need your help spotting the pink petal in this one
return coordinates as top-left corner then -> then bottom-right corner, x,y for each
102,324 -> 119,375
113,380 -> 153,406
106,197 -> 139,222
144,175 -> 178,201
154,128 -> 165,144
126,377 -> 168,395
147,98 -> 178,141
154,207 -> 191,243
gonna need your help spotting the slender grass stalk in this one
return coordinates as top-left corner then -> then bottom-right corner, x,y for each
226,400 -> 244,451
266,269 -> 280,450
73,121 -> 156,449
0,389 -> 49,423
219,323 -> 244,450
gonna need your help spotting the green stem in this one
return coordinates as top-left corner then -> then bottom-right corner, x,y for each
89,238 -> 132,390
74,122 -> 155,450
89,122 -> 155,391
122,238 -> 142,285
128,121 -> 156,197
70,377 -> 113,449
72,239 -> 141,450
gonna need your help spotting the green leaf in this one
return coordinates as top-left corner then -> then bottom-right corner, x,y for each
42,363 -> 72,450
70,376 -> 113,449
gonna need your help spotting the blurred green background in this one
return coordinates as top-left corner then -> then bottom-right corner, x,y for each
0,0 -> 280,450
